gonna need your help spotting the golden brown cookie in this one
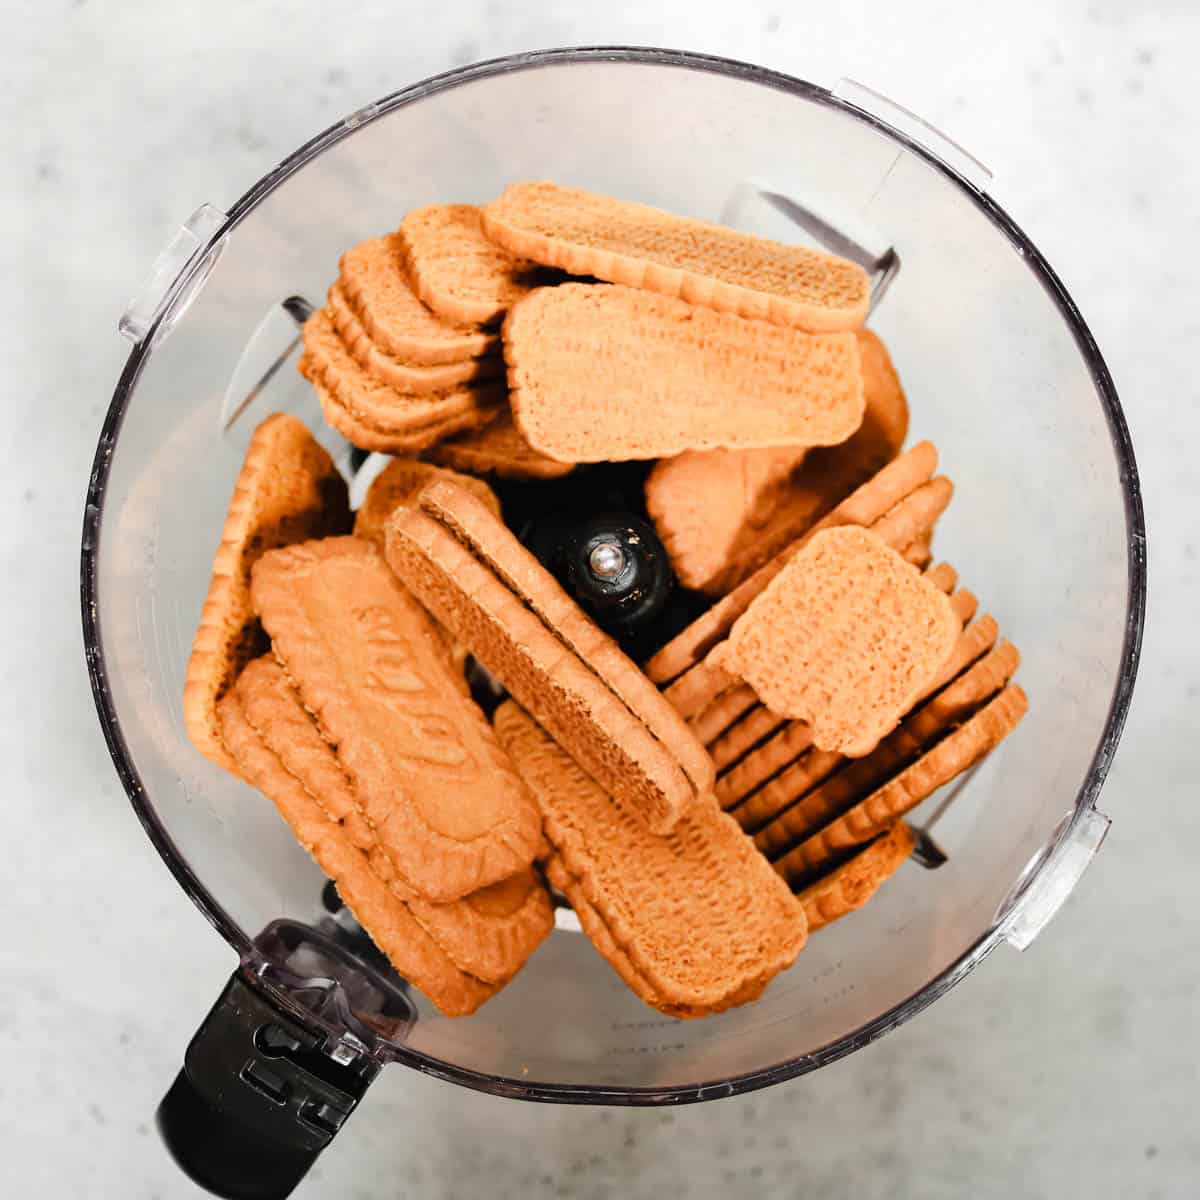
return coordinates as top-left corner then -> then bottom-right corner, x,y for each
774,684 -> 1029,886
505,284 -> 865,462
714,526 -> 960,756
183,414 -> 351,774
482,181 -> 870,332
796,821 -> 916,932
497,703 -> 806,1013
385,484 -> 712,833
300,308 -> 505,451
645,328 -> 908,596
398,204 -> 538,326
250,536 -> 543,902
424,410 -> 576,480
233,655 -> 553,985
353,458 -> 500,545
328,281 -> 503,393
218,682 -> 498,1016
644,441 -> 941,686
338,235 -> 498,363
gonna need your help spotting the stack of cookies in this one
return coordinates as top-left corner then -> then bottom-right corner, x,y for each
185,180 -> 1028,1019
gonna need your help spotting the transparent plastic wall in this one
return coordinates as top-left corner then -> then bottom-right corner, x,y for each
93,56 -> 1135,1094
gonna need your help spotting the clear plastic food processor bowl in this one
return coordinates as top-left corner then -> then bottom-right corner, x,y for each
82,45 -> 1143,1197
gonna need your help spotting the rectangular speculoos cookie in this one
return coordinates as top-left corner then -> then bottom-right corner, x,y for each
385,482 -> 713,834
504,283 -> 865,463
496,702 -> 806,1014
249,536 -> 543,902
183,413 -> 351,775
481,181 -> 870,332
230,655 -> 553,988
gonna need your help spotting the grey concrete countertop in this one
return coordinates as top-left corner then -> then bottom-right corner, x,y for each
6,1 -> 1197,1196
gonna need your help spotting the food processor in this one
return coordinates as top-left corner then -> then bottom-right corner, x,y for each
81,47 -> 1145,1200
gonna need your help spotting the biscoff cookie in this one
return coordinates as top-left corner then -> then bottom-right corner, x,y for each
417,481 -> 715,803
183,414 -> 351,774
753,641 -> 1021,857
496,703 -> 806,1013
353,458 -> 500,545
481,180 -> 870,332
774,684 -> 1029,886
234,655 -> 553,985
714,527 -> 960,756
644,441 -> 941,686
250,536 -> 543,902
425,410 -> 576,480
328,282 -> 503,393
339,235 -> 498,363
505,284 -> 865,462
300,308 -> 505,449
543,856 -> 770,1018
645,328 -> 908,596
398,204 -> 539,326
385,488 -> 709,833
218,683 -> 498,1017
796,821 -> 916,932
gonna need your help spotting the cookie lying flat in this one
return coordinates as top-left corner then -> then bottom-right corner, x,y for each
663,473 -> 955,724
183,414 -> 351,774
774,684 -> 1029,886
425,410 -> 576,480
796,821 -> 916,932
234,656 -> 552,985
398,204 -> 539,326
353,458 -> 500,545
251,536 -> 543,902
385,483 -> 712,833
496,703 -> 806,1014
714,527 -> 960,756
753,640 -> 1020,856
644,440 -> 941,686
218,682 -> 498,1016
338,235 -> 498,363
300,308 -> 505,452
328,282 -> 503,393
482,180 -> 870,332
646,329 -> 908,596
505,284 -> 864,463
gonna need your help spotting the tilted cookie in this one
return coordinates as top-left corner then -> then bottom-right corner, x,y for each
353,458 -> 501,545
338,235 -> 498,363
505,284 -> 865,462
795,821 -> 916,932
753,640 -> 1020,855
300,308 -> 504,451
250,536 -> 543,902
481,180 -> 870,332
425,410 -> 576,480
385,482 -> 713,833
644,440 -> 941,686
218,681 -> 498,1017
233,655 -> 552,986
645,328 -> 908,596
714,526 -> 961,756
496,702 -> 806,1013
398,204 -> 540,326
773,684 -> 1029,886
328,282 -> 503,393
183,414 -> 351,774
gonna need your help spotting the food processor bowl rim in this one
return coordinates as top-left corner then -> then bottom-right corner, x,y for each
80,45 -> 1146,1105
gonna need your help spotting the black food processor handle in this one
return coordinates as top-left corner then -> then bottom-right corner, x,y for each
157,972 -> 378,1200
